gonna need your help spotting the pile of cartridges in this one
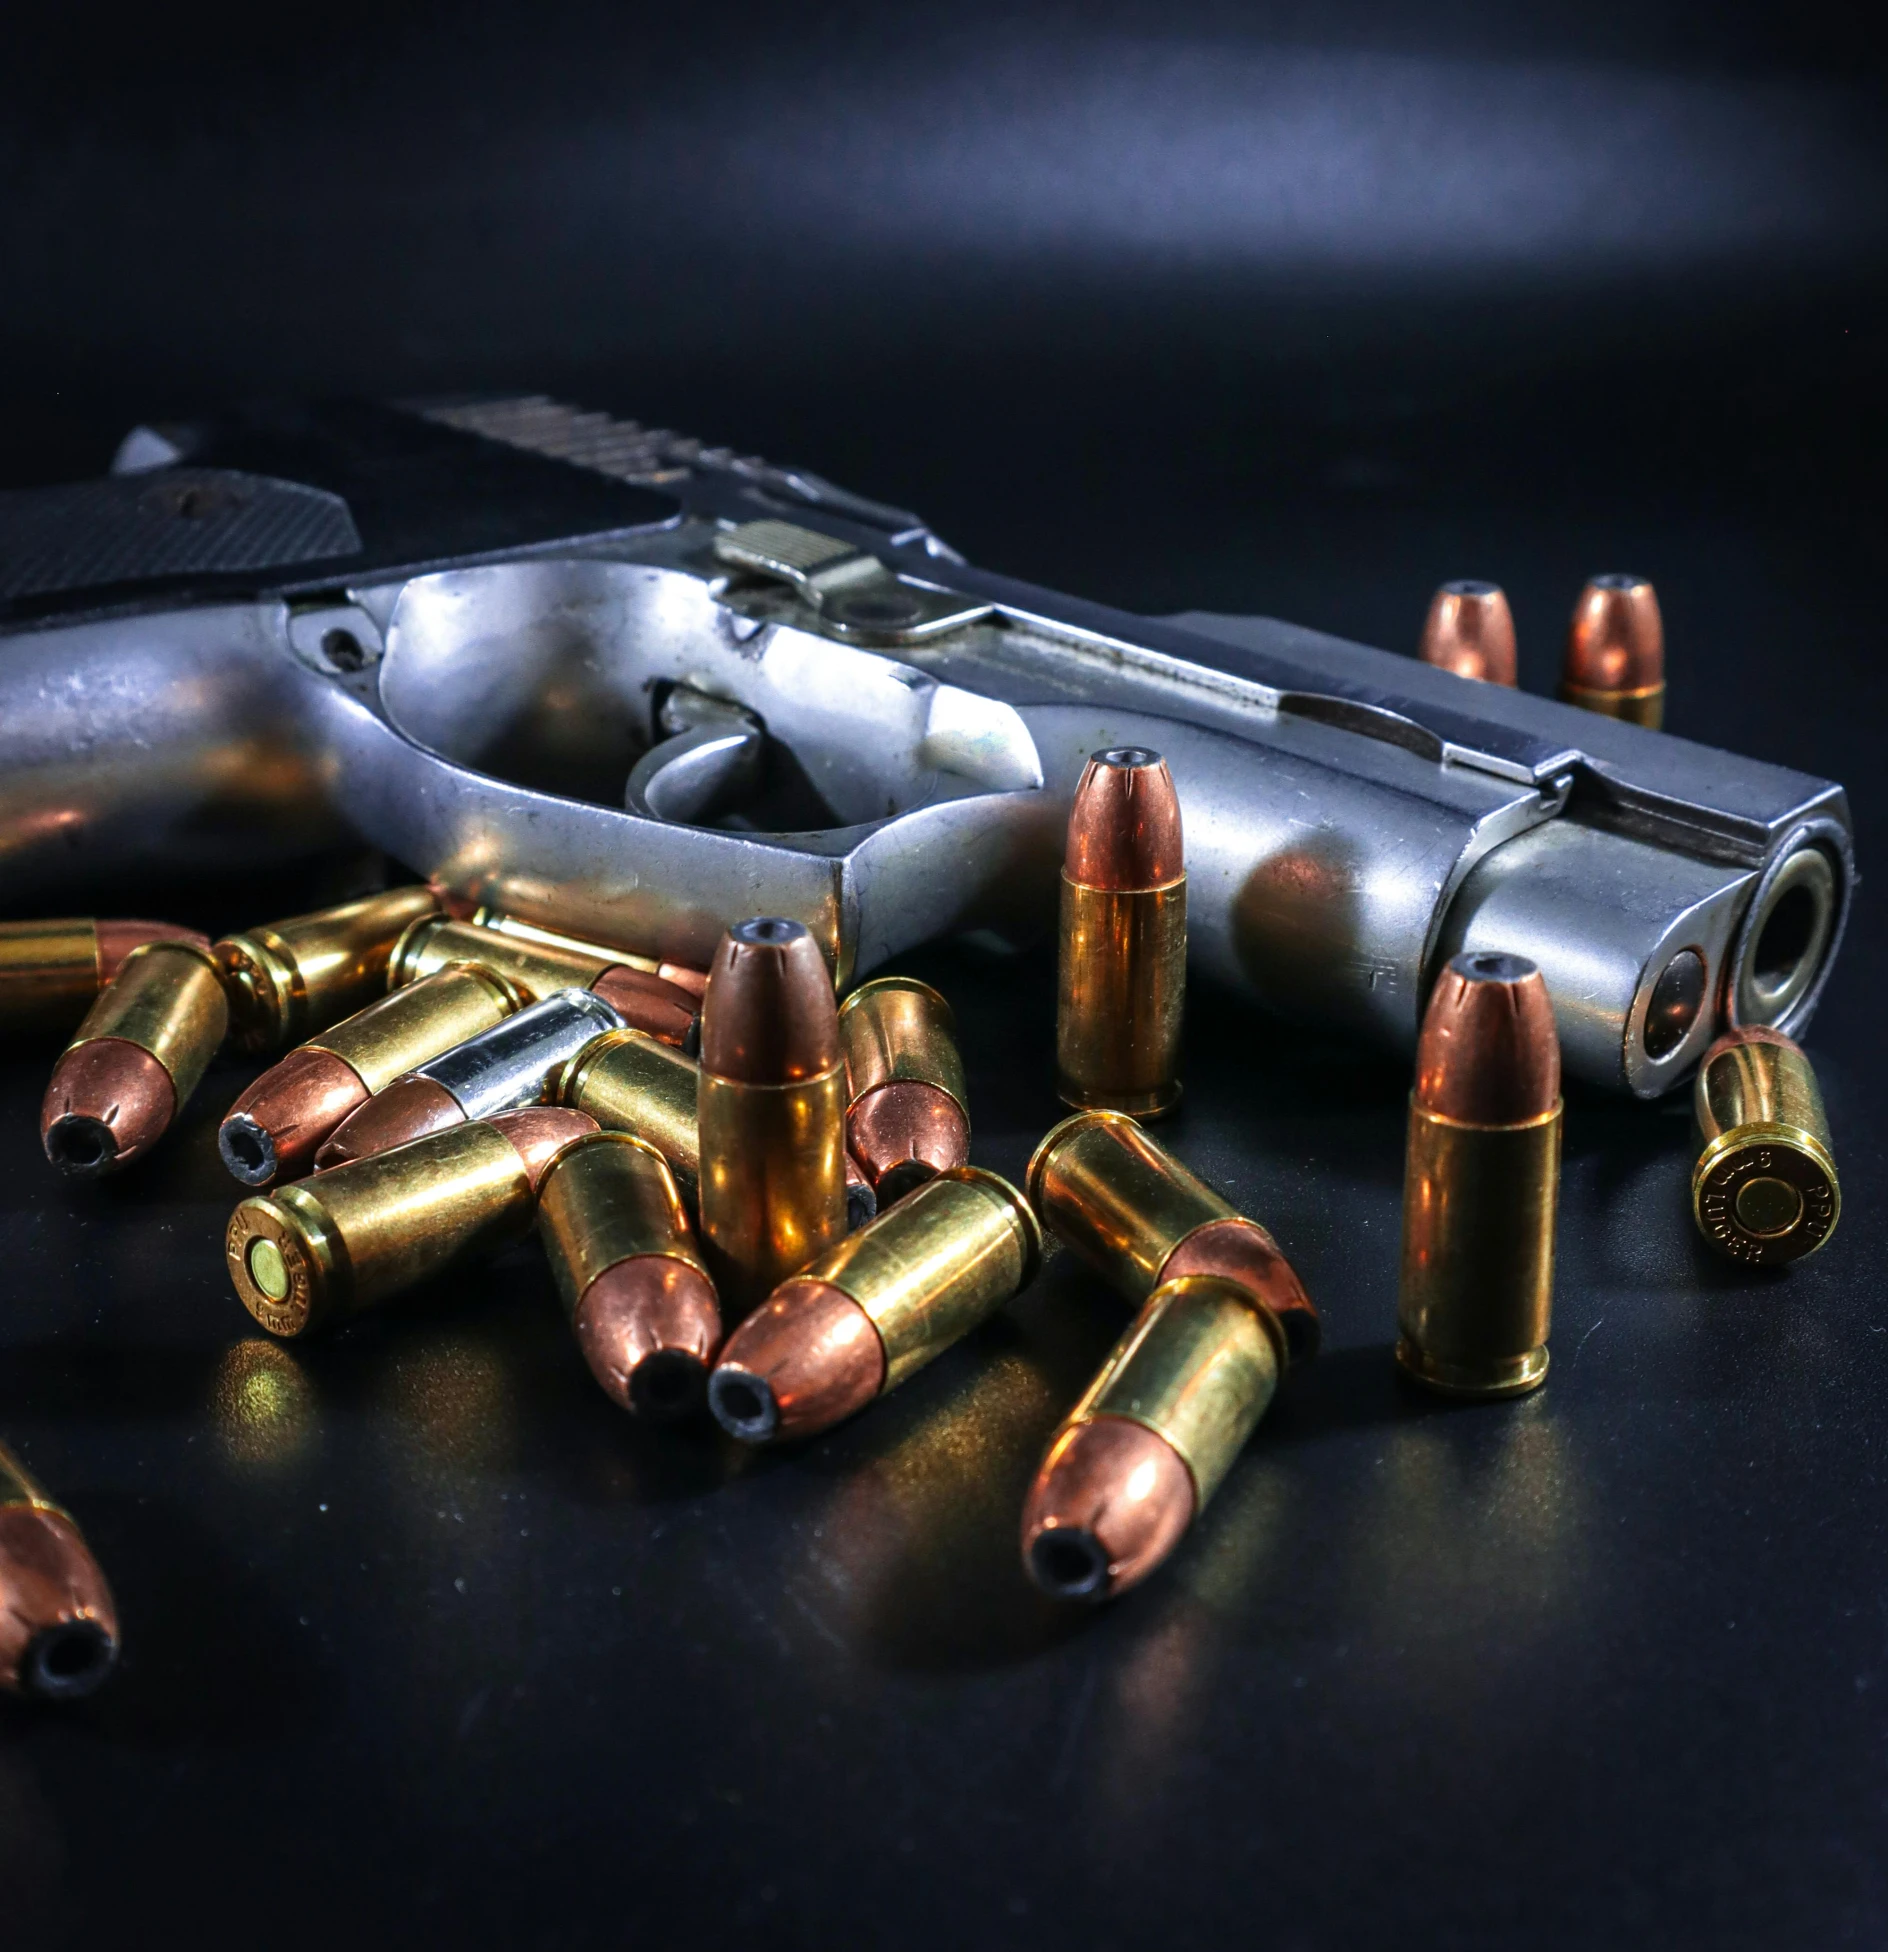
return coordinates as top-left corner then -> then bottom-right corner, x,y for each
0,576 -> 1840,1701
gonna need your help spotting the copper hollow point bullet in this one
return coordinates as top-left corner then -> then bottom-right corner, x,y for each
1562,574 -> 1665,728
313,987 -> 624,1170
226,1105 -> 597,1337
0,918 -> 211,1036
1417,580 -> 1517,686
537,1131 -> 722,1422
1021,1272 -> 1290,1603
219,964 -> 523,1187
838,977 -> 970,1203
709,1167 -> 1040,1444
0,1441 -> 119,1699
1057,747 -> 1186,1117
41,939 -> 230,1178
1397,950 -> 1562,1398
696,918 -> 848,1319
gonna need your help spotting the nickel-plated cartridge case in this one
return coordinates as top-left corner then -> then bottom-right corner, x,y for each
1397,950 -> 1563,1398
0,918 -> 211,1034
314,987 -> 624,1169
1561,574 -> 1665,727
215,885 -> 441,1054
1692,1026 -> 1839,1264
1057,747 -> 1186,1117
537,1131 -> 722,1420
220,964 -> 525,1186
226,1105 -> 596,1337
1028,1109 -> 1319,1362
394,916 -> 699,1047
0,1441 -> 119,1699
697,918 -> 848,1318
557,1026 -> 702,1194
837,976 -> 970,1202
708,1166 -> 1040,1443
1418,580 -> 1517,686
1022,1272 -> 1288,1603
41,939 -> 229,1177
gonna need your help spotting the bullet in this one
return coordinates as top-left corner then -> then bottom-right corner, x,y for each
1418,580 -> 1517,686
1562,574 -> 1665,728
697,917 -> 848,1318
1057,747 -> 1186,1117
1022,1272 -> 1289,1603
314,987 -> 625,1169
0,1442 -> 119,1699
1692,1026 -> 1839,1264
41,940 -> 229,1177
226,1105 -> 597,1337
215,885 -> 442,1055
219,965 -> 526,1187
393,917 -> 700,1048
537,1131 -> 721,1420
837,977 -> 970,1202
469,907 -> 708,997
558,1026 -> 702,1195
1397,950 -> 1562,1398
1027,1109 -> 1320,1362
709,1167 -> 1040,1443
0,918 -> 212,1035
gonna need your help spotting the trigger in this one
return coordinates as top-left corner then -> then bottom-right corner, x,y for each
625,687 -> 765,826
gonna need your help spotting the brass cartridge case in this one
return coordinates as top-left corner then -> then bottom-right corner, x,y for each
216,885 -> 441,1053
699,1068 -> 848,1315
402,916 -> 701,1046
469,908 -> 707,997
0,918 -> 210,1033
226,1108 -> 592,1337
1057,748 -> 1186,1117
219,964 -> 524,1186
1023,1273 -> 1286,1602
1028,1109 -> 1319,1361
558,1027 -> 701,1193
1692,1027 -> 1839,1264
709,1167 -> 1040,1443
41,939 -> 230,1176
1561,573 -> 1665,728
1397,1107 -> 1561,1395
837,976 -> 970,1199
0,1442 -> 119,1698
392,915 -> 611,997
537,1131 -> 721,1419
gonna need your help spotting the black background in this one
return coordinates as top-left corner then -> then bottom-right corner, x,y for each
3,5 -> 1887,1947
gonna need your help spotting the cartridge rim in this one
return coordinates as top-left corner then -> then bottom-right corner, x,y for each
214,929 -> 301,1051
1025,1107 -> 1142,1215
1394,1335 -> 1549,1399
1691,1121 -> 1840,1265
227,1190 -> 344,1338
837,975 -> 957,1028
386,914 -> 447,989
